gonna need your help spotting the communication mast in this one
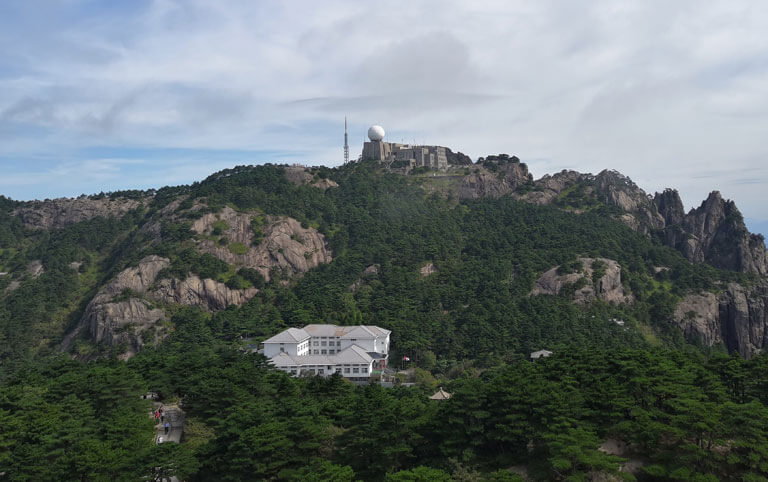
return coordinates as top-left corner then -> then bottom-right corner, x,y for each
343,116 -> 349,164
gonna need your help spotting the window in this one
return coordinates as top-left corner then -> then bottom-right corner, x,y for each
313,341 -> 318,346
337,341 -> 341,347
321,341 -> 327,346
313,350 -> 319,354
353,368 -> 359,374
329,350 -> 335,354
344,368 -> 350,373
321,350 -> 327,354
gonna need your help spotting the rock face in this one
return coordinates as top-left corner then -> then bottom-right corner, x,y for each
659,191 -> 768,276
191,207 -> 333,281
153,276 -> 257,311
531,257 -> 632,305
283,166 -> 338,190
77,255 -> 258,358
14,196 -> 146,230
420,262 -> 437,277
80,256 -> 170,358
517,170 -> 585,205
654,189 -> 685,226
458,161 -> 532,199
445,149 -> 473,166
672,282 -> 768,358
672,292 -> 722,347
593,170 -> 665,234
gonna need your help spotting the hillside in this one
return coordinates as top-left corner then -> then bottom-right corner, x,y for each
2,159 -> 768,480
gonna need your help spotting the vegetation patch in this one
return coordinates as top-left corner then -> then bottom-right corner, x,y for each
227,242 -> 248,255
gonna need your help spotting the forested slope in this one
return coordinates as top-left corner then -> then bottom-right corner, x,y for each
2,160 -> 768,480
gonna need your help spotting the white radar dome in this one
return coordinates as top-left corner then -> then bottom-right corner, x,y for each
367,125 -> 385,141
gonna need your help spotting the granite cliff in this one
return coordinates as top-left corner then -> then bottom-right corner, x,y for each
190,207 -> 333,282
69,255 -> 259,358
672,281 -> 768,358
14,196 -> 148,230
531,257 -> 633,305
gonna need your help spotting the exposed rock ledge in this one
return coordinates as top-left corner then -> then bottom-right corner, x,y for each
191,207 -> 333,281
67,255 -> 257,359
14,196 -> 147,230
531,257 -> 633,305
673,281 -> 768,358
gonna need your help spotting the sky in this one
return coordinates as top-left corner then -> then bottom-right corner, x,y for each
1,0 -> 767,235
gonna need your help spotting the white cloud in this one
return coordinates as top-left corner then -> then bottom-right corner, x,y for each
1,0 -> 768,231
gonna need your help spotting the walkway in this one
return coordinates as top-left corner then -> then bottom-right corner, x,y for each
151,402 -> 185,444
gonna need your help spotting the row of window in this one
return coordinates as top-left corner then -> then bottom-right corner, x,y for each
282,364 -> 369,375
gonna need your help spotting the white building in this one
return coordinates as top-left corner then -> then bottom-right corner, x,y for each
261,324 -> 391,382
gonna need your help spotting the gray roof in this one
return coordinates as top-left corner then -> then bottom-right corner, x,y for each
262,327 -> 310,344
302,324 -> 390,339
340,326 -> 377,339
530,349 -> 553,359
269,345 -> 373,368
303,324 -> 348,337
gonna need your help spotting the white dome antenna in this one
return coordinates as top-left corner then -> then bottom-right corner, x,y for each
367,125 -> 385,141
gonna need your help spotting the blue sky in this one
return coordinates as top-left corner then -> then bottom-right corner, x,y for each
1,0 -> 767,236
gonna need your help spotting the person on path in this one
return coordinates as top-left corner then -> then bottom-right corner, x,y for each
164,422 -> 170,434
154,410 -> 159,421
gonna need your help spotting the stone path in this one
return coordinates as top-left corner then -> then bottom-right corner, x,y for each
151,402 -> 185,444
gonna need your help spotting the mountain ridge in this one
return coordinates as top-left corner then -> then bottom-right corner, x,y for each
1,159 -> 767,364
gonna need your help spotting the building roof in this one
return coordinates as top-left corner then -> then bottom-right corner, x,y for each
429,387 -> 452,400
301,324 -> 391,339
530,349 -> 553,360
340,326 -> 377,339
262,327 -> 310,344
268,345 -> 373,368
303,324 -> 348,337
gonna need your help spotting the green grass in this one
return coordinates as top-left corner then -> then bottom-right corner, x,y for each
228,242 -> 248,255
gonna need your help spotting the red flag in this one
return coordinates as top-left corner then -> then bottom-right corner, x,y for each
403,355 -> 410,361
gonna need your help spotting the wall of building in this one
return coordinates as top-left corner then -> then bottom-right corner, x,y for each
263,340 -> 309,358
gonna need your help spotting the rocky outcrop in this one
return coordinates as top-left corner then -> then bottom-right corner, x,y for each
458,160 -> 532,199
593,170 -> 665,234
191,207 -> 332,281
445,149 -> 473,166
14,196 -> 147,230
672,292 -> 722,347
153,276 -> 257,311
27,260 -> 44,278
531,257 -> 633,305
517,170 -> 585,205
74,254 -> 258,358
658,191 -> 768,275
284,166 -> 338,190
420,262 -> 437,277
654,189 -> 685,226
672,282 -> 768,358
78,256 -> 170,358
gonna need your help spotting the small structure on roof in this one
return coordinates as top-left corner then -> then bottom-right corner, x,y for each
429,387 -> 452,401
530,349 -> 553,360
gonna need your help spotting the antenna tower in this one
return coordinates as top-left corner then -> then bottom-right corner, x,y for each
343,116 -> 349,164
